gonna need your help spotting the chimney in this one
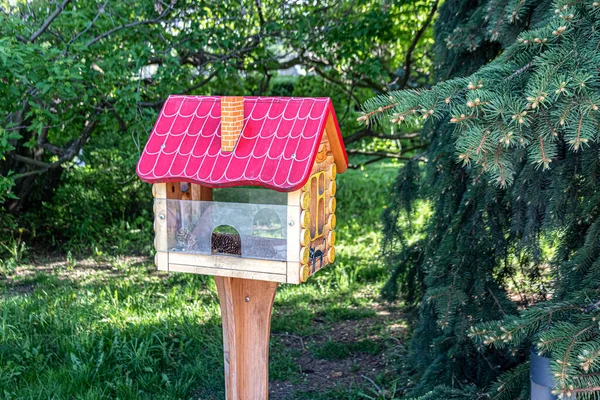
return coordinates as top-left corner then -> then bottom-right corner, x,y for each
220,96 -> 244,152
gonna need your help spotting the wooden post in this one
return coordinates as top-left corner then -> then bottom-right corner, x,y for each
214,277 -> 278,400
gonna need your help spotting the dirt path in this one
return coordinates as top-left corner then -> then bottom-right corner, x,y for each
269,304 -> 407,399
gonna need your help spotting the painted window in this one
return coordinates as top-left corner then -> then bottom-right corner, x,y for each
309,171 -> 327,240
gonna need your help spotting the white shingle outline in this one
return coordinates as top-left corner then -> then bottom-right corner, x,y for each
143,98 -> 209,179
222,96 -> 278,182
270,100 -> 319,188
137,96 -> 333,190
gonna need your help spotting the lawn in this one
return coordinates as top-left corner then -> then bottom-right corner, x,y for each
0,162 -> 408,400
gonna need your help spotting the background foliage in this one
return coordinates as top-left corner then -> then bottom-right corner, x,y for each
362,0 -> 600,397
0,0 -> 435,259
0,2 -> 439,398
1,162 -> 414,400
13,0 -> 600,398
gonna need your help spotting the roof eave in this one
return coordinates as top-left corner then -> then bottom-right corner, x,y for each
324,102 -> 349,174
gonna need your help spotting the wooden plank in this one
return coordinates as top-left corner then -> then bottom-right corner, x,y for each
154,198 -> 168,252
169,253 -> 287,275
191,184 -> 213,201
166,182 -> 183,199
169,264 -> 286,283
153,184 -> 169,271
155,251 -> 168,271
298,150 -> 335,279
214,277 -> 235,399
153,183 -> 167,199
286,191 -> 301,284
214,276 -> 279,400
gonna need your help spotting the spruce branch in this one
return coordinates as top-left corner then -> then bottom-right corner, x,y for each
372,0 -> 600,396
361,0 -> 600,186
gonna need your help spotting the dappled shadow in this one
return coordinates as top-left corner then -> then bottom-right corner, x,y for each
268,299 -> 406,400
2,255 -> 214,302
1,254 -> 407,399
1,258 -> 225,399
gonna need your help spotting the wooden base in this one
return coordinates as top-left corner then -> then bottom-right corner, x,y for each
214,276 -> 279,400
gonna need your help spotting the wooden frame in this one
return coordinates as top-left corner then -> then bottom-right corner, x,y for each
151,119 -> 338,285
141,96 -> 348,400
214,277 -> 278,400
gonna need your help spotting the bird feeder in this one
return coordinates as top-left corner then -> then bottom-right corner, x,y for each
137,96 -> 348,399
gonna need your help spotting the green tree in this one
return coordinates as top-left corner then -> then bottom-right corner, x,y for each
0,0 -> 440,254
361,0 -> 600,397
0,0 -> 435,212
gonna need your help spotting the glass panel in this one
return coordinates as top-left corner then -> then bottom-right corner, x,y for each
160,199 -> 298,262
213,188 -> 287,205
318,197 -> 325,230
318,173 -> 325,195
310,176 -> 317,238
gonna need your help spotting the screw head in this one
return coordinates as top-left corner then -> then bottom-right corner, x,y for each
158,214 -> 165,220
288,220 -> 295,226
245,296 -> 250,302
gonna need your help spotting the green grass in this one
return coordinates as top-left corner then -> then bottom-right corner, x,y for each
0,161 -> 407,400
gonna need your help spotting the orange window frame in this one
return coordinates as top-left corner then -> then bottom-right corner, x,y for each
309,171 -> 327,241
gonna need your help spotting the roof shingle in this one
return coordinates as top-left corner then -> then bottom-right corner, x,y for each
137,96 -> 347,192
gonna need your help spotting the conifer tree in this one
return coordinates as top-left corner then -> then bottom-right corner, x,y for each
361,0 -> 600,397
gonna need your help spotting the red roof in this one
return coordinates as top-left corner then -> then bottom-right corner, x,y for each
136,96 -> 348,192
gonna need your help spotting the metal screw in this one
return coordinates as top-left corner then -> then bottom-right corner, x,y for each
291,153 -> 296,159
245,296 -> 250,302
158,214 -> 165,220
161,144 -> 166,149
288,220 -> 294,226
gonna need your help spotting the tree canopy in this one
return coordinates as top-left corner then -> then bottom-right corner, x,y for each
0,0 -> 436,214
361,0 -> 600,397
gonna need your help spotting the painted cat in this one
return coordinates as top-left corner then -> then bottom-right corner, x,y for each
309,237 -> 327,273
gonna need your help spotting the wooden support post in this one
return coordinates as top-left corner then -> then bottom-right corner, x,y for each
214,277 -> 278,400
